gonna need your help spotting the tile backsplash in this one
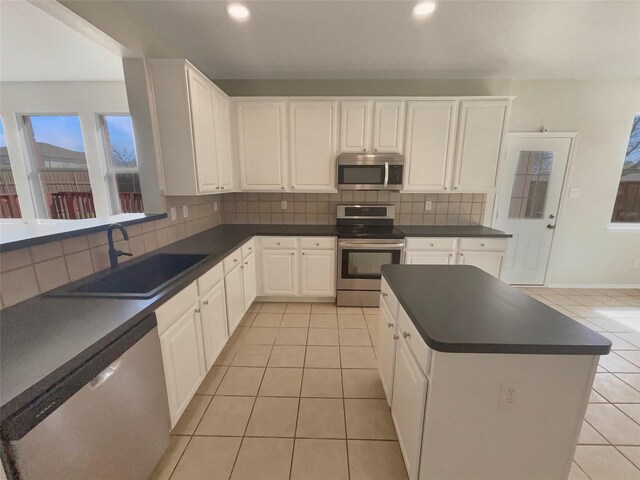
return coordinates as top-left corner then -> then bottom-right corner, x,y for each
0,195 -> 222,309
221,191 -> 486,226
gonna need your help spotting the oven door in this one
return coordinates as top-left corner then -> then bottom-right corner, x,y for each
337,163 -> 403,190
337,240 -> 405,290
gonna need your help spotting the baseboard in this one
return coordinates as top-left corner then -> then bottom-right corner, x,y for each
255,296 -> 336,303
544,283 -> 640,289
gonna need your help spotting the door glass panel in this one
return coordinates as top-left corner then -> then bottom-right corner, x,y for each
508,151 -> 555,219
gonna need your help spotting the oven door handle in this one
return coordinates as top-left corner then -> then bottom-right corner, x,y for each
384,161 -> 389,188
338,242 -> 405,249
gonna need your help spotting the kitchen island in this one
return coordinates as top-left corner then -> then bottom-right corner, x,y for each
378,265 -> 611,480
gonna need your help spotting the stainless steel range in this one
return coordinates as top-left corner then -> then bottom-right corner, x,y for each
336,205 -> 405,307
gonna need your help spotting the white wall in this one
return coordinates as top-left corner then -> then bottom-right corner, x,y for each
0,81 -> 130,218
507,80 -> 640,287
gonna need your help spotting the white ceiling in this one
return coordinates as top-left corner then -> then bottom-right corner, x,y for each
0,0 -> 124,82
122,0 -> 640,80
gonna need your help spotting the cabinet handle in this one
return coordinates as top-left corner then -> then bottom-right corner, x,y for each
194,307 -> 201,314
374,148 -> 378,152
203,300 -> 209,305
244,261 -> 248,265
387,322 -> 394,328
453,186 -> 458,190
216,186 -> 219,190
249,247 -> 252,250
393,334 -> 399,340
292,186 -> 295,190
381,292 -> 388,297
429,243 -> 434,247
444,186 -> 448,190
277,242 -> 280,245
291,252 -> 294,256
363,148 -> 367,153
234,258 -> 238,262
302,252 -> 305,255
315,243 -> 319,246
480,243 -> 486,247
403,331 -> 410,338
281,186 -> 285,190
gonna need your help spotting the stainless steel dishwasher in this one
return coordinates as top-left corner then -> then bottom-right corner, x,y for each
1,315 -> 170,480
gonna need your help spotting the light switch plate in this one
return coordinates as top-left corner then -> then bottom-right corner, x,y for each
182,205 -> 189,218
425,201 -> 433,211
281,200 -> 288,210
170,207 -> 177,221
569,188 -> 580,198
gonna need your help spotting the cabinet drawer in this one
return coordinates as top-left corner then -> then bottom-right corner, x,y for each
197,262 -> 223,295
381,277 -> 399,319
405,237 -> 457,251
241,239 -> 255,258
457,237 -> 508,251
223,248 -> 242,273
398,308 -> 431,377
299,237 -> 336,249
261,237 -> 297,249
156,282 -> 199,335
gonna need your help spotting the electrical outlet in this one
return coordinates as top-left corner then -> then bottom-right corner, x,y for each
170,207 -> 177,221
281,200 -> 288,210
569,188 -> 580,198
182,205 -> 189,218
214,201 -> 218,212
498,381 -> 518,409
425,201 -> 433,211
633,258 -> 640,269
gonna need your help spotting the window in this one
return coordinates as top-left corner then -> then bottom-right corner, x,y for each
612,114 -> 640,223
25,115 -> 95,219
102,115 -> 143,213
508,151 -> 554,219
0,120 -> 22,218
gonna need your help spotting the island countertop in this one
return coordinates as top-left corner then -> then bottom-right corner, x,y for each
381,265 -> 612,355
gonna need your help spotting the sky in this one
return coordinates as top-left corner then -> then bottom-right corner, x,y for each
30,115 -> 86,152
0,120 -> 6,148
104,115 -> 136,156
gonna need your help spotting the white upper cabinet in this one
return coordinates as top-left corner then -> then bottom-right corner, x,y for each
289,101 -> 338,192
403,100 -> 458,192
340,101 -> 372,153
237,101 -> 288,191
340,100 -> 404,154
149,60 -> 233,195
452,99 -> 510,192
187,68 -> 219,193
372,101 -> 405,153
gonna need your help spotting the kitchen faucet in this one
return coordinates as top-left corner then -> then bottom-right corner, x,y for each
107,223 -> 133,268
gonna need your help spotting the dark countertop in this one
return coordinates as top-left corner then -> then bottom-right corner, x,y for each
396,225 -> 512,238
0,223 -> 511,425
381,265 -> 611,355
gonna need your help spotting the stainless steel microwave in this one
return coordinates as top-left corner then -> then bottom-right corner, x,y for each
337,154 -> 404,190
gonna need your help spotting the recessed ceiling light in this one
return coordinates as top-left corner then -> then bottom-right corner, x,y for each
412,1 -> 437,18
227,3 -> 250,21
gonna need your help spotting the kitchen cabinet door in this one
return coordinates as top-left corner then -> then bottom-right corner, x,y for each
237,101 -> 287,190
262,249 -> 298,296
457,250 -> 504,278
159,304 -> 206,427
187,67 -> 220,193
214,91 -> 233,191
372,101 -> 404,153
242,251 -> 257,310
200,280 -> 228,370
452,100 -> 510,192
392,336 -> 428,480
300,249 -> 336,297
378,297 -> 398,406
340,101 -> 372,153
289,101 -> 338,192
403,100 -> 458,192
405,251 -> 455,265
225,264 -> 245,334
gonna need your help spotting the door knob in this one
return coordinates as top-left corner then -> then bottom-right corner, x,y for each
547,224 -> 556,230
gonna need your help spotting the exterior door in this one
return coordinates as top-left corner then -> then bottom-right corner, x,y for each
495,134 -> 574,285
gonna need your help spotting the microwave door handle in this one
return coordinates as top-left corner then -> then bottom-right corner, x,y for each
384,162 -> 389,188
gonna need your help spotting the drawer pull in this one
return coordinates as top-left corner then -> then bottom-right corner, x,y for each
244,261 -> 249,265
291,252 -> 295,256
393,334 -> 399,340
203,300 -> 209,305
277,242 -> 281,245
480,243 -> 486,247
381,292 -> 388,297
233,258 -> 238,262
194,307 -> 201,314
316,243 -> 320,246
403,331 -> 411,338
387,322 -> 394,328
430,243 -> 434,247
249,247 -> 252,250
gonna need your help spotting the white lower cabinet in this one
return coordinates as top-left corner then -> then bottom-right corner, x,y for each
199,280 -> 228,370
404,251 -> 454,265
300,249 -> 336,296
392,336 -> 429,480
457,250 -> 504,277
377,296 -> 398,406
262,249 -> 298,296
159,304 -> 206,428
242,251 -> 257,309
225,263 -> 245,334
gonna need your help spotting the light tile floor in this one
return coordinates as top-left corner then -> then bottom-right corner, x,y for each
150,288 -> 640,480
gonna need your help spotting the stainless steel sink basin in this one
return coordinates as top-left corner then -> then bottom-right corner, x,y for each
46,253 -> 209,299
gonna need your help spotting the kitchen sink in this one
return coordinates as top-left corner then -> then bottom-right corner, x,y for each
46,253 -> 209,299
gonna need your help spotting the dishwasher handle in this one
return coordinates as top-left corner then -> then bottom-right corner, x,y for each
89,356 -> 124,390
